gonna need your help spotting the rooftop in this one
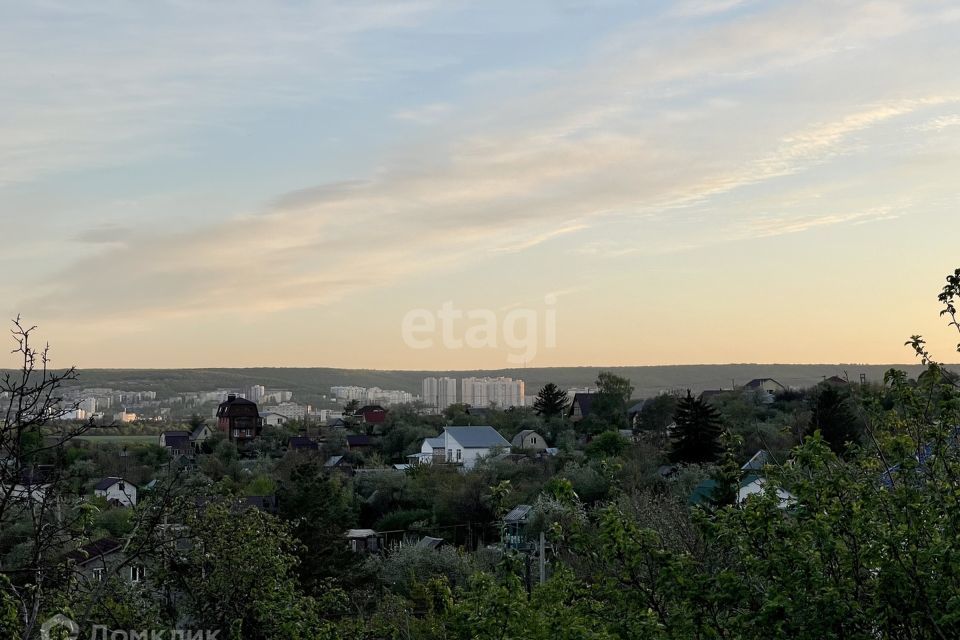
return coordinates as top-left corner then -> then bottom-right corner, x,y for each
445,426 -> 509,448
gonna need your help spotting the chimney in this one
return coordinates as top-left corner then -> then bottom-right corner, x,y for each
227,394 -> 237,402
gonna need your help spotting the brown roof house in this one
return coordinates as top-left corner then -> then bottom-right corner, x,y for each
568,393 -> 597,422
216,394 -> 263,444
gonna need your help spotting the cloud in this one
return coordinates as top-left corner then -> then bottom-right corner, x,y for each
393,103 -> 453,124
0,1 -> 446,185
73,223 -> 133,245
12,0 -> 960,334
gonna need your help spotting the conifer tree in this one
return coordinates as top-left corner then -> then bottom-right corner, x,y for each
533,382 -> 569,419
669,390 -> 724,463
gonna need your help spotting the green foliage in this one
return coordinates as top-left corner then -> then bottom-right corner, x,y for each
0,576 -> 21,638
374,508 -> 433,532
154,500 -> 332,640
807,382 -> 862,454
371,544 -> 476,598
637,393 -> 678,434
532,383 -> 569,420
591,371 -> 634,430
276,461 -> 359,592
585,430 -> 629,459
669,391 -> 724,464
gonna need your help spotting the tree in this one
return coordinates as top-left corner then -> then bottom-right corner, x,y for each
668,391 -> 723,464
591,372 -> 634,431
276,461 -> 360,592
0,318 -> 87,639
807,383 -> 861,454
154,500 -> 331,639
533,383 -> 569,420
586,431 -> 629,459
637,394 -> 678,437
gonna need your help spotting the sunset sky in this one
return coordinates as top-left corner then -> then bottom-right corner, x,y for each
3,0 -> 960,369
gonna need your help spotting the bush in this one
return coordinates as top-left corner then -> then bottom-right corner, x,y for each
372,544 -> 476,598
375,509 -> 433,532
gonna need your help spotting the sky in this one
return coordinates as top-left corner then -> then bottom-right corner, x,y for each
2,0 -> 960,370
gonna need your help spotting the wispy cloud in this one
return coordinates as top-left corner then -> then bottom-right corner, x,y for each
9,0 -> 960,349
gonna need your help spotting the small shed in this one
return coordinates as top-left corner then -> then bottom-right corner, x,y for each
346,529 -> 380,553
502,504 -> 534,549
415,536 -> 445,551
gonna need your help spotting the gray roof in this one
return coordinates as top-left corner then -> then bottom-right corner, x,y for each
510,429 -> 542,447
503,504 -> 533,523
743,378 -> 784,390
324,455 -> 345,468
415,536 -> 445,550
741,450 -> 771,471
425,436 -> 444,449
445,426 -> 509,449
93,477 -> 128,491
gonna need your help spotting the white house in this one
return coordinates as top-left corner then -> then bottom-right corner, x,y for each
511,429 -> 547,451
261,411 -> 288,427
737,475 -> 795,507
408,435 -> 445,465
93,477 -> 137,507
189,424 -> 214,448
410,426 -> 510,469
442,426 -> 510,469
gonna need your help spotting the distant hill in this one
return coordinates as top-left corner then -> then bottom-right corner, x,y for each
45,363 -> 950,406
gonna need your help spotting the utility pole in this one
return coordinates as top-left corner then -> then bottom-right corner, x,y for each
539,531 -> 546,585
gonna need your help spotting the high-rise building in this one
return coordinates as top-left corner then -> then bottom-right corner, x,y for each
248,385 -> 265,403
422,377 -> 457,410
461,377 -> 525,409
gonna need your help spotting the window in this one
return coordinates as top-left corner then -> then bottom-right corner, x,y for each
118,482 -> 125,491
130,565 -> 146,583
446,449 -> 452,461
456,449 -> 462,461
92,568 -> 104,582
532,437 -> 537,444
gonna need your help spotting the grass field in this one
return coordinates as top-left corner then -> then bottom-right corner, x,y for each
74,435 -> 158,444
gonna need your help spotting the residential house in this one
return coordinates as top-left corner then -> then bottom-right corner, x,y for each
324,455 -> 353,475
243,495 -> 278,514
66,538 -> 146,586
408,435 -> 445,465
5,466 -> 54,505
742,378 -> 785,394
689,449 -> 793,508
741,449 -> 771,472
440,426 -> 510,469
355,405 -> 387,425
93,477 -> 137,507
511,430 -> 547,452
698,389 -> 727,403
189,424 -> 214,450
159,431 -> 191,457
568,393 -> 597,422
287,435 -> 319,452
261,411 -> 288,427
216,394 -> 263,444
346,434 -> 373,451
